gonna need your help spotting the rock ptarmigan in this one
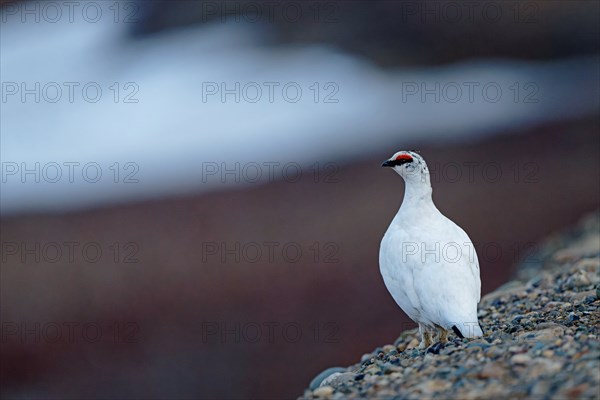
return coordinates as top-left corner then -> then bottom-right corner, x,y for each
380,150 -> 483,348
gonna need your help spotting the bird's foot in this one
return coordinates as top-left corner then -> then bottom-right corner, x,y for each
439,329 -> 449,344
417,331 -> 433,350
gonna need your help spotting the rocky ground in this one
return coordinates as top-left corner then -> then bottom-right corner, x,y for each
302,212 -> 600,399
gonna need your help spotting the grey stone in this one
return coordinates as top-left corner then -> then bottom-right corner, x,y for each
309,367 -> 347,391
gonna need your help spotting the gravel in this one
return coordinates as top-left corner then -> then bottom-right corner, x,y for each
301,212 -> 600,399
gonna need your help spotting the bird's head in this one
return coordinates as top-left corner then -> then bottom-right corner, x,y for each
381,151 -> 430,185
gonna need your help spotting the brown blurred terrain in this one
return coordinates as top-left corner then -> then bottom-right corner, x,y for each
1,116 -> 599,399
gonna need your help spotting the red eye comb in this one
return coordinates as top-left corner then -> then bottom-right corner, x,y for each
395,154 -> 413,162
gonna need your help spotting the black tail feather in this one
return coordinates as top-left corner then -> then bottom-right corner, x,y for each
452,325 -> 465,339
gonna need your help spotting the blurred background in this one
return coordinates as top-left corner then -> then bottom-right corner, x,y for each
1,0 -> 599,398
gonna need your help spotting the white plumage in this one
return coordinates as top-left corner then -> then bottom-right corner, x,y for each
379,151 -> 483,348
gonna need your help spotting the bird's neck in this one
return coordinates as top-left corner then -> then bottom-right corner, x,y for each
401,181 -> 435,210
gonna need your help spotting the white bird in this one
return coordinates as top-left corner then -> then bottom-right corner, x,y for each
379,150 -> 483,349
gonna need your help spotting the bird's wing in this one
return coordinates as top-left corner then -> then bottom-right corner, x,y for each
413,248 -> 481,327
451,221 -> 481,302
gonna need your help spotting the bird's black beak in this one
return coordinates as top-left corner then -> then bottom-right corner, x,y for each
382,160 -> 393,167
